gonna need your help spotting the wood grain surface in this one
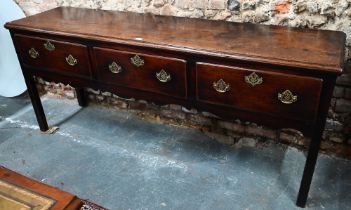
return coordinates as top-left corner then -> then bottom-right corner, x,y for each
5,7 -> 346,73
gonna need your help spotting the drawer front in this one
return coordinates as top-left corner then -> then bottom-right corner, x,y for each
94,47 -> 187,98
196,63 -> 323,121
14,34 -> 91,77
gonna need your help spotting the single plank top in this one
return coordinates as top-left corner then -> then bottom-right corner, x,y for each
5,7 -> 346,73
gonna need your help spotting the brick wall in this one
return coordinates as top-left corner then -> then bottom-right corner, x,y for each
15,0 -> 351,157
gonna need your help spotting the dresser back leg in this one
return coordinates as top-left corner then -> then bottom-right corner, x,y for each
23,73 -> 49,132
75,88 -> 87,107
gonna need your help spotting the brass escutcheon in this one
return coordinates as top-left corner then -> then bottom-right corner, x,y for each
213,79 -> 230,93
109,61 -> 123,74
44,40 -> 55,51
65,54 -> 78,66
130,55 -> 144,67
245,72 -> 263,86
278,90 -> 298,104
28,48 -> 39,59
156,69 -> 171,83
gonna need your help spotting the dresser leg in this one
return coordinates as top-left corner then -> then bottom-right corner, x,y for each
23,74 -> 49,132
296,132 -> 322,208
75,88 -> 87,107
296,77 -> 336,208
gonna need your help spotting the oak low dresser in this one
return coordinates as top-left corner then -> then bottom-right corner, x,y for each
5,7 -> 346,208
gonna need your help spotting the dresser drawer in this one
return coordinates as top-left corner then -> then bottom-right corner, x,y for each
13,34 -> 91,77
196,63 -> 323,121
94,47 -> 187,98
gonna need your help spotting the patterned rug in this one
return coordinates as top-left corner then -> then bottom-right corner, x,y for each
0,180 -> 108,210
80,200 -> 108,210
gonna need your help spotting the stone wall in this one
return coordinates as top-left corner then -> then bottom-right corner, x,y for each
15,0 -> 351,157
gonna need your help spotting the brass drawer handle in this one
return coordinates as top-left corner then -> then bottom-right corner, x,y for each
130,55 -> 144,67
156,69 -> 171,83
66,54 -> 78,66
278,90 -> 298,104
109,61 -> 123,73
44,40 -> 55,51
213,79 -> 230,93
245,72 -> 263,86
28,48 -> 39,59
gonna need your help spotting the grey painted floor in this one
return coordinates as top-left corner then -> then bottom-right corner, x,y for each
0,94 -> 350,210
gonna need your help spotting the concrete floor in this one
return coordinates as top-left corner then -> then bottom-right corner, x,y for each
0,94 -> 350,210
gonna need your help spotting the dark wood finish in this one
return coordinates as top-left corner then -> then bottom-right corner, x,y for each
4,6 -> 346,208
296,75 -> 337,207
93,47 -> 187,98
23,72 -> 49,131
0,166 -> 82,210
5,7 -> 345,73
196,63 -> 323,122
14,34 -> 91,78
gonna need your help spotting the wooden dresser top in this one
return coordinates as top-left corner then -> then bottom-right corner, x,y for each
5,7 -> 346,73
